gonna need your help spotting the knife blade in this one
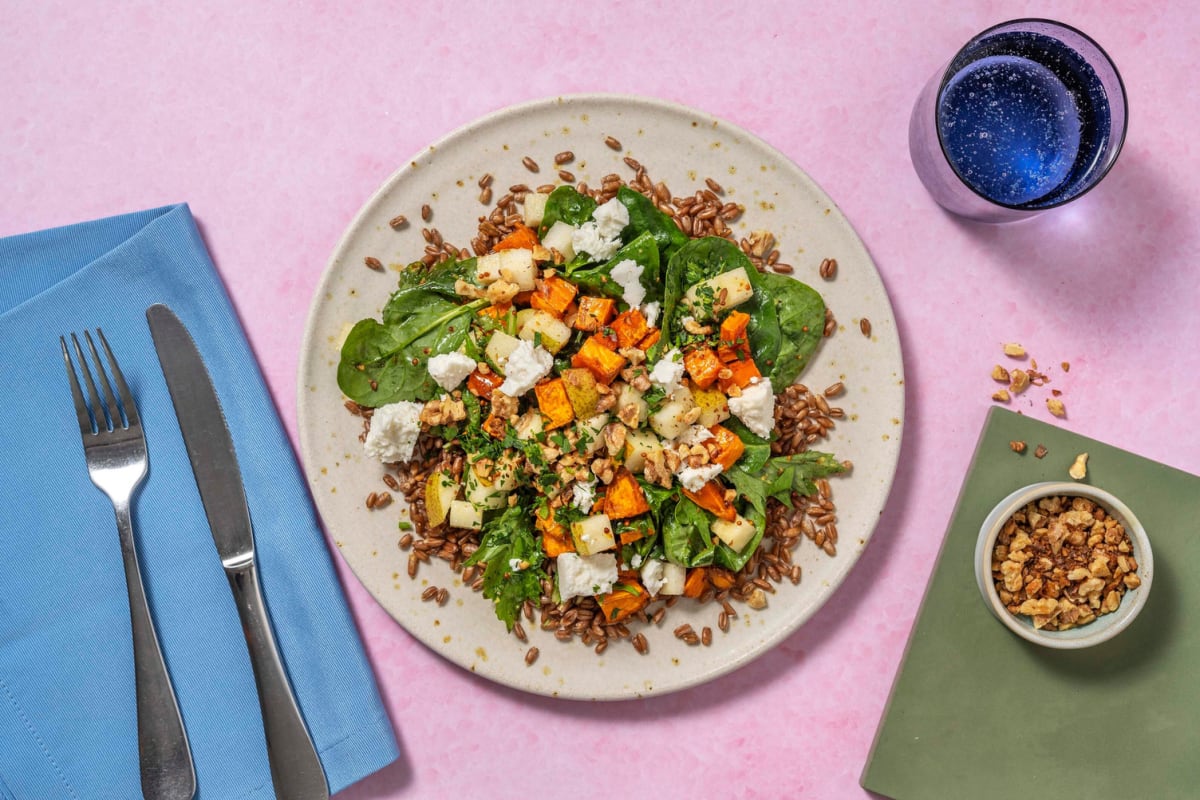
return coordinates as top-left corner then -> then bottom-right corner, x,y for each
147,303 -> 328,800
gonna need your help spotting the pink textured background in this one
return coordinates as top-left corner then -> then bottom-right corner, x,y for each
4,1 -> 1198,797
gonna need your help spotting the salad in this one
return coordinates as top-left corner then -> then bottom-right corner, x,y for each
338,161 -> 848,653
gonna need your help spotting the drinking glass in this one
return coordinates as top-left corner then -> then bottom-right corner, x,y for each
909,19 -> 1127,222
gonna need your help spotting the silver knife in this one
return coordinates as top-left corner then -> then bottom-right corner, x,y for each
147,304 -> 328,800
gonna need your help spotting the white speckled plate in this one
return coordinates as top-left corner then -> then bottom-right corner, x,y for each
297,94 -> 904,700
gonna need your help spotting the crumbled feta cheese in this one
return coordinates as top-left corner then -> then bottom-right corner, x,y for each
572,479 -> 597,512
675,463 -> 723,492
640,558 -> 666,597
727,380 -> 776,438
571,198 -> 629,261
557,552 -> 618,601
508,558 -> 525,572
641,301 -> 660,328
609,258 -> 645,308
497,340 -> 553,397
592,197 -> 630,238
362,401 -> 423,463
427,351 -> 476,392
630,553 -> 644,570
648,348 -> 685,394
677,425 -> 714,446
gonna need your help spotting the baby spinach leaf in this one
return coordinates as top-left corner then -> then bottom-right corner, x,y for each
538,185 -> 597,236
753,272 -> 826,391
762,451 -> 846,506
566,231 -> 661,304
725,467 -> 770,517
463,504 -> 547,631
714,505 -> 766,572
616,186 -> 688,257
337,291 -> 486,406
658,237 -> 756,357
662,497 -> 716,567
404,256 -> 478,299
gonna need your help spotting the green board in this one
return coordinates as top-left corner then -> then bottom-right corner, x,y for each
862,407 -> 1200,800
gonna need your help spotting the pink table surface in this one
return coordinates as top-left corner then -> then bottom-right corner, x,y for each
5,1 -> 1199,797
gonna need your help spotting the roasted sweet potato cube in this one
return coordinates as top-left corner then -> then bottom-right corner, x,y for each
529,275 -> 578,317
683,347 -> 723,389
574,295 -> 616,331
604,468 -> 651,520
467,368 -> 504,401
599,579 -> 651,622
534,378 -> 575,430
611,309 -> 649,349
682,567 -> 709,598
491,223 -> 540,252
638,329 -> 661,351
682,480 -> 736,521
537,506 -> 575,557
704,424 -> 746,470
717,357 -> 761,392
717,310 -> 753,363
571,336 -> 627,384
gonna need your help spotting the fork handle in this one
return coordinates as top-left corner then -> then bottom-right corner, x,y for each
115,501 -> 197,800
226,560 -> 328,800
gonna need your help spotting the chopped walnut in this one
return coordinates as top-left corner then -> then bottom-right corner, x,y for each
590,457 -> 616,485
746,230 -> 775,259
420,397 -> 467,426
454,278 -> 486,299
1009,369 -> 1031,395
992,365 -> 1011,382
618,346 -> 647,366
992,494 -> 1139,630
1047,397 -> 1067,418
1003,343 -> 1027,358
643,450 -> 673,488
746,588 -> 768,609
490,390 -> 519,422
1009,440 -> 1027,454
617,402 -> 641,428
1068,452 -> 1089,480
992,389 -> 1011,403
601,423 -> 627,455
682,317 -> 712,335
485,279 -> 520,305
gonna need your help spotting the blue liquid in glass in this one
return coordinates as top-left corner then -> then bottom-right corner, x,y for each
936,31 -> 1112,209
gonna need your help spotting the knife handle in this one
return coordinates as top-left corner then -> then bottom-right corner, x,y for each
226,561 -> 329,800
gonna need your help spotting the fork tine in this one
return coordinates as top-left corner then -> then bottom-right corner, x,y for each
71,332 -> 111,432
61,336 -> 96,435
85,330 -> 125,429
95,328 -> 140,428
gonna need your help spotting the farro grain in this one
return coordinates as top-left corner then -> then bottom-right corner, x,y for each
771,263 -> 794,274
364,256 -> 384,272
525,647 -> 540,665
421,586 -> 438,601
633,633 -> 648,654
388,214 -> 408,230
558,169 -> 575,182
436,588 -> 449,605
407,553 -> 419,578
421,203 -> 432,222
604,135 -> 622,150
701,627 -> 712,646
554,150 -> 574,165
521,156 -> 539,173
705,177 -> 724,194
860,318 -> 872,337
479,187 -> 493,205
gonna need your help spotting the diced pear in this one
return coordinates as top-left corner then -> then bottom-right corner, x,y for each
712,514 -> 757,551
514,409 -> 544,440
684,267 -> 754,318
485,331 -> 522,374
492,453 -> 521,492
423,471 -> 459,528
623,429 -> 663,473
466,467 -> 508,510
449,499 -> 483,531
649,392 -> 698,440
562,368 -> 600,419
523,192 -> 549,227
693,386 -> 731,426
570,513 -> 616,556
475,252 -> 504,285
578,413 -> 610,455
541,221 -> 577,261
659,561 -> 686,595
616,381 -> 648,426
518,310 -> 572,354
498,249 -> 536,291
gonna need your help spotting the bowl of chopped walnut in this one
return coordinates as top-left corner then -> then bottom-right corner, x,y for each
975,482 -> 1153,649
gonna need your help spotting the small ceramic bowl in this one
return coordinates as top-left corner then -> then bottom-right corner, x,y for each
975,481 -> 1153,649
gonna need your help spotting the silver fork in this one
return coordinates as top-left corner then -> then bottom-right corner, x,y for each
62,329 -> 196,800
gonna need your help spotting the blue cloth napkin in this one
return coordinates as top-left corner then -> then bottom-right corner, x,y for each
0,205 -> 398,799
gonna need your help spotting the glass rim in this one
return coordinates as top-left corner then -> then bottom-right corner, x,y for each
933,17 -> 1129,213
